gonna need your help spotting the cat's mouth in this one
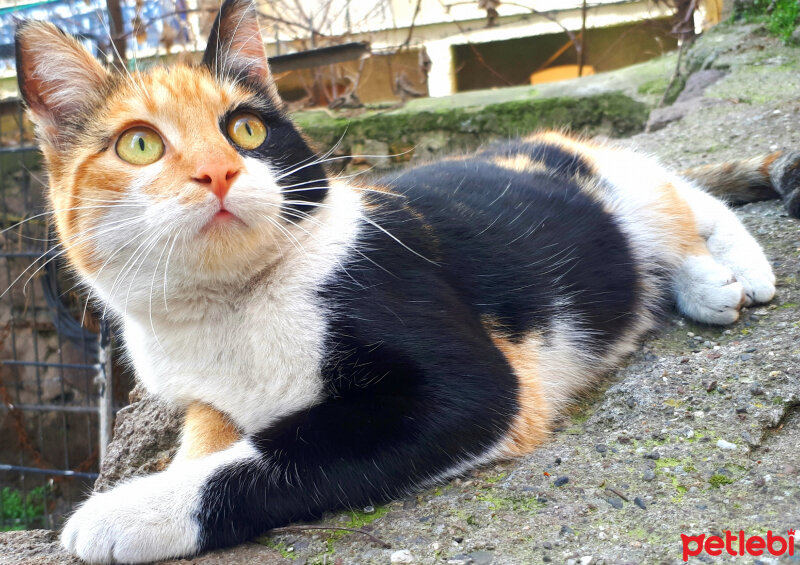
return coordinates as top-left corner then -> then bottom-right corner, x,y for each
202,206 -> 246,233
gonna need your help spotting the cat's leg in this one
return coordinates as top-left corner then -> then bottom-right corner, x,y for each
61,441 -> 256,564
670,179 -> 775,324
173,402 -> 241,462
61,334 -> 519,563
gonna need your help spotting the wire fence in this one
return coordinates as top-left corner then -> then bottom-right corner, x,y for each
0,98 -> 126,532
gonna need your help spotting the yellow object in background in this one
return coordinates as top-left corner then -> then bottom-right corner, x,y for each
530,64 -> 596,85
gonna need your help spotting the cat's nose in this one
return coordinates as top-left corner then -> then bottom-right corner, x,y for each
192,163 -> 241,201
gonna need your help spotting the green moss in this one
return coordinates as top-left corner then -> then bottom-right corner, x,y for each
293,92 -> 648,158
637,77 -> 670,96
344,505 -> 390,529
256,538 -> 298,559
709,474 -> 735,488
484,472 -> 508,484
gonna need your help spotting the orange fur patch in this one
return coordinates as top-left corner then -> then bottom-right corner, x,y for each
653,182 -> 708,256
760,151 -> 782,178
485,320 -> 551,457
180,402 -> 241,460
492,154 -> 548,174
524,131 -> 599,173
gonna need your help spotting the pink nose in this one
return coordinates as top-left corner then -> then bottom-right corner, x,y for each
192,163 -> 240,201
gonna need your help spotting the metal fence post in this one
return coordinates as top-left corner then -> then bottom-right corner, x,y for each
97,320 -> 113,464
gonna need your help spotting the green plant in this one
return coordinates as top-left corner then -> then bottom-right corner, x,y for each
737,0 -> 800,41
1,485 -> 49,531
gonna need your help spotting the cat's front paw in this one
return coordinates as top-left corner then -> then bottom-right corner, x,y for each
61,472 -> 201,564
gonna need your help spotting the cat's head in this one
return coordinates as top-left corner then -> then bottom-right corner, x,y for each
15,0 -> 330,304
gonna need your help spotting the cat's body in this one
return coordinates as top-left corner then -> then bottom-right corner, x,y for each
12,1 -> 796,562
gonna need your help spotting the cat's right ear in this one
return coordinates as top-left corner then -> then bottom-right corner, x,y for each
15,20 -> 110,146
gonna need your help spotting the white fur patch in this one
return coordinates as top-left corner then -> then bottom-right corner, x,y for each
673,254 -> 745,324
110,181 -> 363,433
61,441 -> 257,564
673,182 -> 776,306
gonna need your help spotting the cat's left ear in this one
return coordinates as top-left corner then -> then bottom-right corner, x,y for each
202,0 -> 279,99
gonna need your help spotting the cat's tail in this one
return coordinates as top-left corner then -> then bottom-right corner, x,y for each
681,151 -> 800,218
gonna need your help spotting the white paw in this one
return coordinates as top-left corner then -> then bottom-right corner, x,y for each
729,263 -> 776,306
61,472 -> 200,564
674,255 -> 746,325
706,231 -> 776,306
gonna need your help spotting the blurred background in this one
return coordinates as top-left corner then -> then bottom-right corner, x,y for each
0,0 -> 774,532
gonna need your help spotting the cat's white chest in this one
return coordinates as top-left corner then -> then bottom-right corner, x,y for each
123,283 -> 327,433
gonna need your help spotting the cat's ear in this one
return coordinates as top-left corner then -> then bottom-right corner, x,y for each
202,0 -> 278,97
15,20 -> 110,146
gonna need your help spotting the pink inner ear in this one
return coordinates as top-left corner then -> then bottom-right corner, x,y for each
16,22 -> 109,129
220,14 -> 270,81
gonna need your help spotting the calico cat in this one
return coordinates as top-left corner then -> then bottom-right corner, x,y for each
13,1 -> 797,562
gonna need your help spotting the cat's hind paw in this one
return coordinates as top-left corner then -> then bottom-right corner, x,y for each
673,255 -> 747,325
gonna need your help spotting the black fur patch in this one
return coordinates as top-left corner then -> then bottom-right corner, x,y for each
194,138 -> 645,552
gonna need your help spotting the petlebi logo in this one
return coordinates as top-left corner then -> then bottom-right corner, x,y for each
681,529 -> 795,561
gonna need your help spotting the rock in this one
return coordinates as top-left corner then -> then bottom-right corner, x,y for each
0,530 -> 290,565
391,549 -> 415,564
644,451 -> 661,460
643,469 -> 656,481
648,68 -> 727,135
554,476 -> 569,487
674,70 -> 727,104
606,497 -> 624,509
0,530 -> 82,565
580,557 -> 594,565
468,550 -> 495,565
717,439 -> 738,450
634,497 -> 647,510
94,385 -> 182,492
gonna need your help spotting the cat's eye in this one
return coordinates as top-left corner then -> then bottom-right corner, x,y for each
227,113 -> 267,150
116,127 -> 164,166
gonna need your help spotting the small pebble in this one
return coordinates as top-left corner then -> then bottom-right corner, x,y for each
560,525 -> 575,536
750,384 -> 765,396
606,497 -> 623,509
542,541 -> 553,550
391,549 -> 414,564
580,557 -> 594,565
740,353 -> 753,361
554,476 -> 569,487
717,439 -> 737,450
634,497 -> 647,510
363,505 -> 375,514
643,469 -> 656,481
595,444 -> 608,453
644,451 -> 661,460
